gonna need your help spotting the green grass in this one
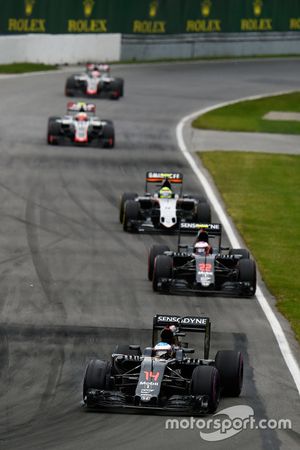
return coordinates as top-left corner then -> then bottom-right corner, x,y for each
198,151 -> 300,342
0,63 -> 57,74
192,92 -> 300,134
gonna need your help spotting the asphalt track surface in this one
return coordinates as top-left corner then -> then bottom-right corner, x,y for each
0,59 -> 299,450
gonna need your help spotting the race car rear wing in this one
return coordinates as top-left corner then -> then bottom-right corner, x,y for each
152,314 -> 211,359
66,102 -> 96,114
180,222 -> 222,236
145,171 -> 182,189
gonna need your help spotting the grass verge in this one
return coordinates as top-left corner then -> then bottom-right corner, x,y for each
0,63 -> 57,74
192,92 -> 300,134
198,151 -> 300,342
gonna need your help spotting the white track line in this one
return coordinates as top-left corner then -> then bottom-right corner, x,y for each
176,94 -> 300,395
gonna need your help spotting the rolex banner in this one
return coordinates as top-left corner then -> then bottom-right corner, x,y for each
1,0 -> 300,34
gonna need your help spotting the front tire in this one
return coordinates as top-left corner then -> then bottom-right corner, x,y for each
119,192 -> 138,223
238,258 -> 256,295
152,255 -> 173,291
148,245 -> 170,281
123,200 -> 140,231
191,365 -> 220,413
215,350 -> 243,397
47,116 -> 61,145
102,121 -> 115,148
83,359 -> 111,399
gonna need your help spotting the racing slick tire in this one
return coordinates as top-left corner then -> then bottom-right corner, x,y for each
229,248 -> 250,259
215,350 -> 243,397
115,78 -> 124,97
65,76 -> 77,97
152,255 -> 173,292
191,365 -> 220,413
102,121 -> 115,148
238,258 -> 256,295
195,201 -> 211,223
47,117 -> 61,145
123,200 -> 140,232
148,244 -> 170,281
109,81 -> 121,100
114,344 -> 141,356
119,192 -> 138,223
83,359 -> 111,399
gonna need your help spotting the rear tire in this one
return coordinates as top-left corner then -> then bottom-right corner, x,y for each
65,76 -> 77,97
119,192 -> 138,223
238,258 -> 256,295
123,200 -> 140,231
215,350 -> 243,397
83,359 -> 111,399
196,201 -> 211,223
148,245 -> 170,281
115,78 -> 124,97
152,255 -> 173,291
191,365 -> 220,413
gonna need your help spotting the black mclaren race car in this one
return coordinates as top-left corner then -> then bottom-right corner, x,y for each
120,172 -> 211,233
65,63 -> 124,100
47,102 -> 115,148
148,223 -> 256,296
82,314 -> 244,415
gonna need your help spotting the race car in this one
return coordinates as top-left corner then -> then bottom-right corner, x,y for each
120,171 -> 211,233
47,102 -> 115,148
82,314 -> 244,415
148,223 -> 256,296
65,63 -> 124,100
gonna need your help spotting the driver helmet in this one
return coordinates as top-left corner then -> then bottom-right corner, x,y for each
194,241 -> 210,255
160,325 -> 176,345
196,229 -> 209,243
75,112 -> 88,122
159,187 -> 173,199
154,342 -> 172,358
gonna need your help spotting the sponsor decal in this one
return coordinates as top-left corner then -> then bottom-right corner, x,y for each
157,315 -> 207,326
8,1 -> 46,33
186,1 -> 221,33
289,18 -> 300,30
25,0 -> 35,16
148,172 -> 182,179
240,0 -> 272,31
133,20 -> 165,33
68,19 -> 107,32
253,0 -> 263,17
133,1 -> 165,33
83,0 -> 95,18
149,1 -> 159,18
201,0 -> 212,17
139,381 -> 159,386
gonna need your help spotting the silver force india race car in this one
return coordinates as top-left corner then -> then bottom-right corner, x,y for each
65,63 -> 124,100
82,314 -> 244,415
148,223 -> 256,296
120,172 -> 211,233
47,102 -> 115,148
